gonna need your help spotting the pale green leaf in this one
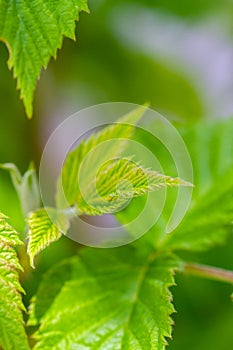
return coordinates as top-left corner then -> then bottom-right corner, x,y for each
0,0 -> 89,117
0,162 -> 41,216
29,247 -> 179,350
27,207 -> 70,268
0,212 -> 29,350
77,157 -> 192,216
56,105 -> 149,209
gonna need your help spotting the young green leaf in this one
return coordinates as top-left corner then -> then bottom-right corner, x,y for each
0,212 -> 29,350
56,104 -> 191,215
25,105 -> 192,267
27,207 -> 70,268
0,162 -> 41,216
0,0 -> 89,117
29,247 -> 179,350
27,154 -> 190,265
56,104 -> 149,209
77,157 -> 192,216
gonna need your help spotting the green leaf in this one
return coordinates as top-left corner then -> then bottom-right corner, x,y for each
0,162 -> 41,216
181,118 -> 233,196
0,0 -> 89,117
117,118 -> 233,250
27,155 -> 189,264
56,104 -> 149,209
161,119 -> 233,251
56,104 -> 190,215
77,157 -> 192,216
0,212 -> 29,350
162,164 -> 233,251
29,247 -> 179,350
27,207 -> 70,268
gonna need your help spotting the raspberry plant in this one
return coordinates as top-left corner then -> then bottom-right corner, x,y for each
0,1 -> 232,349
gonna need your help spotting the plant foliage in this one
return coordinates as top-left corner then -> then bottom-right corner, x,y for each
0,212 -> 29,350
76,157 -> 191,216
161,119 -> 233,251
28,106 -> 189,266
0,0 -> 89,117
0,116 -> 232,350
0,0 -> 232,348
117,118 -> 233,251
56,105 -> 149,209
29,248 -> 179,350
0,163 -> 40,216
24,115 -> 233,349
27,207 -> 70,268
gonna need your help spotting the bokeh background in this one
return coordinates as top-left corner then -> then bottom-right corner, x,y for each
0,0 -> 233,349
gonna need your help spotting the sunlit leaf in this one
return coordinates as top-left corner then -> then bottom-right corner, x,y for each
29,247 -> 179,350
77,157 -> 192,216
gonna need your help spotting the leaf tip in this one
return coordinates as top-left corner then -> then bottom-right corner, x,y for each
30,258 -> 36,269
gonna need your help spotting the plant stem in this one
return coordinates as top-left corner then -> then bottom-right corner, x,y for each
183,262 -> 233,284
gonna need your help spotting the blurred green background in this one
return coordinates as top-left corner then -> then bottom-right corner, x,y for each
0,0 -> 233,349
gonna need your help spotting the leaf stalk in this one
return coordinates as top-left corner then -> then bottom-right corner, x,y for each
183,262 -> 233,284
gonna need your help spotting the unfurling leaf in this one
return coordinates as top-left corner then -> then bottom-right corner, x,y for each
77,157 -> 193,216
57,104 -> 191,216
28,105 -> 191,264
0,162 -> 41,216
56,104 -> 149,209
27,207 -> 70,268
